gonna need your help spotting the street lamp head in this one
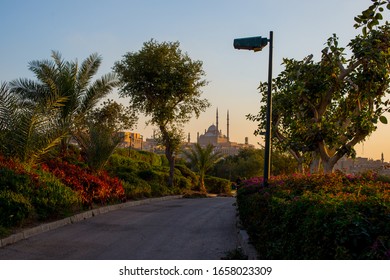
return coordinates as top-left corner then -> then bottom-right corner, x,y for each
233,36 -> 268,52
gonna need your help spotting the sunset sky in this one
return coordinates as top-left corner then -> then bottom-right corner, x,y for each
1,0 -> 388,160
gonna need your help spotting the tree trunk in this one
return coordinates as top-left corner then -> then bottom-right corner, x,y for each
322,159 -> 335,174
198,172 -> 207,193
165,148 -> 175,188
297,162 -> 305,173
310,152 -> 321,174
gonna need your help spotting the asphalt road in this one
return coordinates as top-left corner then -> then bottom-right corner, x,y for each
0,197 -> 238,260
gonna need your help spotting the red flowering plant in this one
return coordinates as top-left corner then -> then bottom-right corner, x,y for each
0,155 -> 82,225
42,159 -> 125,208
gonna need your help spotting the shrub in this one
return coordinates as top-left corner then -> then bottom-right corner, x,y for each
137,169 -> 171,196
43,160 -> 125,207
31,170 -> 82,220
0,166 -> 34,196
174,176 -> 192,190
106,154 -> 139,173
205,176 -> 232,194
120,174 -> 152,199
237,172 -> 390,259
175,164 -> 198,187
114,148 -> 163,166
0,190 -> 32,227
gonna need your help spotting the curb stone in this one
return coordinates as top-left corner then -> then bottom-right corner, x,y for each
235,206 -> 258,260
0,195 -> 182,248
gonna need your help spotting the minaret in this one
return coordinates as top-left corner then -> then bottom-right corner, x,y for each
227,110 -> 230,142
216,107 -> 219,134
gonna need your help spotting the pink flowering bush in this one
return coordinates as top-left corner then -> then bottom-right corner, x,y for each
237,171 -> 390,259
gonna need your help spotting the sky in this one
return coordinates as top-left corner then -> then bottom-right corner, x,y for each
0,0 -> 389,160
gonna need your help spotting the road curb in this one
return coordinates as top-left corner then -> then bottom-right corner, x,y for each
0,195 -> 182,248
235,208 -> 258,259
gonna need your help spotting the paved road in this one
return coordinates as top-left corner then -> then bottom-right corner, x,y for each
0,197 -> 238,260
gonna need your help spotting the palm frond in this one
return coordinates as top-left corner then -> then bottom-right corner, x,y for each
51,50 -> 64,70
9,78 -> 48,104
79,72 -> 119,115
77,53 -> 102,91
0,82 -> 15,129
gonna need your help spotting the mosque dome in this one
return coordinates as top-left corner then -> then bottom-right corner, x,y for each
204,124 -> 217,137
207,124 -> 217,133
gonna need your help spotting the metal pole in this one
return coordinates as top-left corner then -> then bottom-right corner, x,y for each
263,31 -> 273,186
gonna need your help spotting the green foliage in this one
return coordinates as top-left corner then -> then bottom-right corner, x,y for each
0,190 -> 32,227
175,164 -> 199,187
31,170 -> 82,220
121,178 -> 152,199
182,143 -> 223,192
212,148 -> 262,181
0,156 -> 82,222
205,176 -> 232,195
87,99 -> 137,132
247,4 -> 390,173
114,39 -> 210,187
211,148 -> 297,181
114,148 -> 163,166
354,0 -> 389,35
0,166 -> 34,195
106,151 -> 193,198
0,82 -> 66,166
237,172 -> 390,259
76,123 -> 122,171
75,99 -> 137,171
10,51 -> 118,156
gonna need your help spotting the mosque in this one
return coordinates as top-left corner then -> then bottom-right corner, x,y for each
191,108 -> 254,156
197,108 -> 230,146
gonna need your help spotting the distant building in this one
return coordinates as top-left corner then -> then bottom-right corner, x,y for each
117,109 -> 255,156
334,154 -> 390,175
118,131 -> 143,150
195,108 -> 254,156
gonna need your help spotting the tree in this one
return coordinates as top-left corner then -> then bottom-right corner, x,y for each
0,82 -> 66,166
75,99 -> 137,171
10,51 -> 119,153
211,148 -> 297,181
183,144 -> 223,193
114,39 -> 210,187
247,3 -> 390,173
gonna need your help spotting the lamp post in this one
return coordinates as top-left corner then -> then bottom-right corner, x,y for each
234,31 -> 273,186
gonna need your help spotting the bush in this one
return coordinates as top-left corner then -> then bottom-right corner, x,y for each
0,190 -> 32,227
174,176 -> 192,190
205,176 -> 232,194
0,167 -> 34,196
237,172 -> 390,259
175,164 -> 198,187
114,148 -> 163,166
43,160 -> 125,207
120,173 -> 152,199
31,170 -> 82,220
106,154 -> 139,174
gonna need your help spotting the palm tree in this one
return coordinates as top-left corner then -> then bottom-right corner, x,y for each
10,51 -> 119,153
183,143 -> 223,193
0,82 -> 67,166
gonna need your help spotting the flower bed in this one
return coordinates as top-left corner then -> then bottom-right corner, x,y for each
43,160 -> 125,208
